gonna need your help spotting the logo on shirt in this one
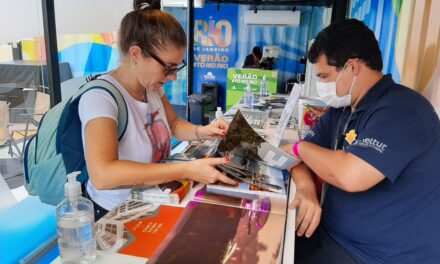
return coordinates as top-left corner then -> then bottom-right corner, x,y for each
352,137 -> 387,154
345,129 -> 357,145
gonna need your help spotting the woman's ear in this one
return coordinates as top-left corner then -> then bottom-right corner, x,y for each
128,45 -> 143,64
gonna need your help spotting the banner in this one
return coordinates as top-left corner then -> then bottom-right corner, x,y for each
194,4 -> 238,109
226,68 -> 278,110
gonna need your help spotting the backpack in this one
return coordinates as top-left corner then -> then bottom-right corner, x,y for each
23,79 -> 128,206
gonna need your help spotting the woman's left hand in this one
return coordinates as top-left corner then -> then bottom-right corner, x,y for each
198,119 -> 229,140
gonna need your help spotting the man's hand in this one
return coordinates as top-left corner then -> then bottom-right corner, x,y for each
289,186 -> 321,238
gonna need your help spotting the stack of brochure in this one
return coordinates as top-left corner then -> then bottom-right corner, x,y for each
130,180 -> 192,205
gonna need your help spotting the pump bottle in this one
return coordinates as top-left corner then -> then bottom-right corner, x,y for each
260,74 -> 268,97
215,107 -> 223,121
56,172 -> 97,263
243,84 -> 254,108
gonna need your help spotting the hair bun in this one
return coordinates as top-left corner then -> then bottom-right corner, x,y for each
133,0 -> 161,11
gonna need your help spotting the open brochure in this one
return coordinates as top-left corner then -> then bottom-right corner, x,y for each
174,109 -> 296,197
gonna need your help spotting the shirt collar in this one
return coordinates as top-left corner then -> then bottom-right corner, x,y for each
354,74 -> 394,112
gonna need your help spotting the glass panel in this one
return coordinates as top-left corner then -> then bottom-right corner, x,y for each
163,4 -> 189,147
54,1 -> 130,100
0,1 -> 46,191
163,5 -> 188,120
55,1 -> 189,148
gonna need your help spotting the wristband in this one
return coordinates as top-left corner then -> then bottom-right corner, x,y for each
293,141 -> 301,158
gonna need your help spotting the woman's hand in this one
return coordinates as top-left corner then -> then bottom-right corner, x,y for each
289,185 -> 321,238
198,119 -> 229,140
184,157 -> 237,185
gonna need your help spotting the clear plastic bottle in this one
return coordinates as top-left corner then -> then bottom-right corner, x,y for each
56,172 -> 97,264
259,74 -> 268,97
215,107 -> 223,121
243,84 -> 254,108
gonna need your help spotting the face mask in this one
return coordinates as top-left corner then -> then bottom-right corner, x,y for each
316,65 -> 357,108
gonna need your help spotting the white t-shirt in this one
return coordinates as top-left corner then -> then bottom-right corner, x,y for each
78,74 -> 171,210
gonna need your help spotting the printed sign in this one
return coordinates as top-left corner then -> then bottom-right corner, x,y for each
226,68 -> 278,110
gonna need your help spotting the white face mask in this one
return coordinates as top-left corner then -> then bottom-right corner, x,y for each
316,65 -> 357,108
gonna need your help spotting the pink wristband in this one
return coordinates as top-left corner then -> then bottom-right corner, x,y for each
293,141 -> 301,158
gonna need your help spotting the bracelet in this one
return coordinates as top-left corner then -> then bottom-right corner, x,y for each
195,126 -> 203,143
293,141 -> 301,158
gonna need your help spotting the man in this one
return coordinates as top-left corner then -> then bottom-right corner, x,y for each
243,46 -> 262,68
287,19 -> 440,263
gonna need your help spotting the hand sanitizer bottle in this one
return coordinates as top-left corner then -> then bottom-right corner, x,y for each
215,107 -> 223,121
56,172 -> 97,264
243,84 -> 254,108
260,74 -> 268,97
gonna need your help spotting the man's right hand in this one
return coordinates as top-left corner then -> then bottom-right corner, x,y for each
289,185 -> 322,238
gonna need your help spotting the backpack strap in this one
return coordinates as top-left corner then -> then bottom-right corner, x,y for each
72,79 -> 128,140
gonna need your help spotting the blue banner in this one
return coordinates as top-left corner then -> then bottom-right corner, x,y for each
194,4 -> 238,109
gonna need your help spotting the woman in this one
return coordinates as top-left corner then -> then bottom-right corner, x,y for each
79,0 -> 236,220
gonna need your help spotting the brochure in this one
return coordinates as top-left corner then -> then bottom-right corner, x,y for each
297,97 -> 328,140
95,200 -> 184,259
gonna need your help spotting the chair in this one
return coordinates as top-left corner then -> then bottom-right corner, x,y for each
7,90 -> 50,159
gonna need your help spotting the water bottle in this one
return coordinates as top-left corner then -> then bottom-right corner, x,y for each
260,74 -> 268,97
243,84 -> 254,108
215,107 -> 223,121
57,172 -> 97,264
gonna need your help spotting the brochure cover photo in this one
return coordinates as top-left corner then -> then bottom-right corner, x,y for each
148,199 -> 285,264
95,200 -> 184,259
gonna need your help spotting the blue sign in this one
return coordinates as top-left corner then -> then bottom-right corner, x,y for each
194,4 -> 238,109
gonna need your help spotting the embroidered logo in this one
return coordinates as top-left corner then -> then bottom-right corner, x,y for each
352,137 -> 387,153
345,129 -> 357,145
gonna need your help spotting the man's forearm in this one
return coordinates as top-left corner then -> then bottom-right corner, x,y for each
297,141 -> 385,192
291,162 -> 317,192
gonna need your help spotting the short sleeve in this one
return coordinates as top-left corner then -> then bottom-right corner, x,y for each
78,89 -> 118,127
303,109 -> 334,149
347,106 -> 435,182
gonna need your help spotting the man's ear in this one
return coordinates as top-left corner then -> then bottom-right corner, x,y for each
346,58 -> 361,76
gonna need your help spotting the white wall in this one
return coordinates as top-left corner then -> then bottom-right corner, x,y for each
0,0 -> 132,45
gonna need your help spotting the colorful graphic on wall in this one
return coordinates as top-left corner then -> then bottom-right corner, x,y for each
19,33 -> 119,78
194,4 -> 238,109
226,68 -> 278,110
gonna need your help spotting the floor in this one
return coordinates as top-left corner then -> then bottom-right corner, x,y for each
0,142 -> 28,202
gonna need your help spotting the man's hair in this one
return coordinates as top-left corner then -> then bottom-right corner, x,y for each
252,46 -> 262,58
307,19 -> 383,71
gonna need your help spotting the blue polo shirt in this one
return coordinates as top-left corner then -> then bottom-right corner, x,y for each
305,74 -> 440,263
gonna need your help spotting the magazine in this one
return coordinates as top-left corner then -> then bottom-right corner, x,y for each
214,110 -> 295,195
175,110 -> 295,197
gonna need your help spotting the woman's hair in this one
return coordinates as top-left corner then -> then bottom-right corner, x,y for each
118,0 -> 187,57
